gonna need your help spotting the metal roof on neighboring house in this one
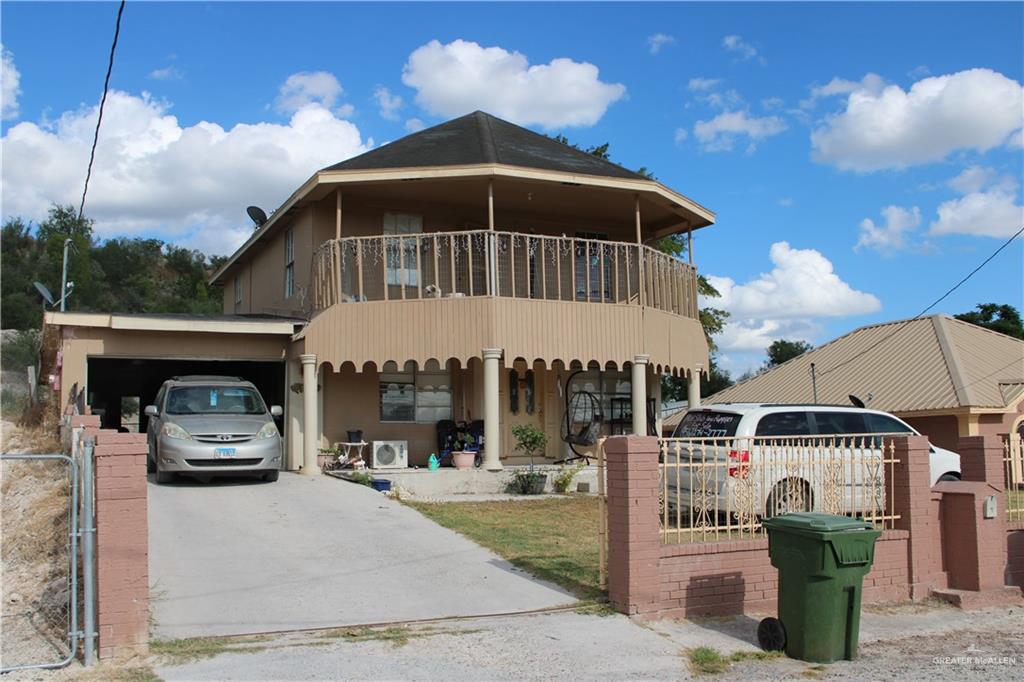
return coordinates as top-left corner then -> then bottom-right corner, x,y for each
706,315 -> 1024,413
324,111 -> 648,180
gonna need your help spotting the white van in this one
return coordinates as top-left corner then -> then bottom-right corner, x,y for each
665,404 -> 961,518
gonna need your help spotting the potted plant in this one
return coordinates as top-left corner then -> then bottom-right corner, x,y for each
552,462 -> 585,493
510,424 -> 548,494
452,434 -> 476,470
318,446 -> 339,470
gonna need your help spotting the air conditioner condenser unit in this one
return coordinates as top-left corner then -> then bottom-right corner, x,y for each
371,440 -> 408,469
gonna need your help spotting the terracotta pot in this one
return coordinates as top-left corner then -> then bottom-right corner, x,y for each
318,454 -> 335,470
452,451 -> 476,470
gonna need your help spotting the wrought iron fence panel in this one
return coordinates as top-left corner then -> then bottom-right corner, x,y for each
658,435 -> 899,544
1004,433 -> 1023,522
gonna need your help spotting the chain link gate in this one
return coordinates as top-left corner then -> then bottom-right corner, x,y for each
1,451 -> 92,673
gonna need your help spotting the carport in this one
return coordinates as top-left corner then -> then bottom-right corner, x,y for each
46,312 -> 302,464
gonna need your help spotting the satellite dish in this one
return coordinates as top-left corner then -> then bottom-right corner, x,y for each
34,281 -> 55,306
246,206 -> 268,227
849,394 -> 866,408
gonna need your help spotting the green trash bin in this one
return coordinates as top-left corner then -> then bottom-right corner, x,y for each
757,513 -> 881,663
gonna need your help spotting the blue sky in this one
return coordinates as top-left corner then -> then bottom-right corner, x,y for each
2,1 -> 1022,374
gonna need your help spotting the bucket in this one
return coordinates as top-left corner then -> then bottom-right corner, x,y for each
370,478 -> 391,493
347,429 -> 363,443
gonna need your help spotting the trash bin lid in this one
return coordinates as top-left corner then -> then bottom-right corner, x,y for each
762,512 -> 874,535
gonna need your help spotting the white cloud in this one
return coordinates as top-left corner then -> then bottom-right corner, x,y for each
701,89 -> 744,110
2,44 -> 21,120
274,71 -> 347,115
647,33 -> 675,55
761,97 -> 784,111
673,127 -> 688,144
148,66 -> 184,81
1,88 -> 370,256
722,35 -> 764,64
373,86 -> 403,121
811,68 -> 1024,171
946,165 -> 999,195
707,243 -> 880,355
688,77 -> 721,92
401,39 -> 626,129
404,118 -> 425,133
777,197 -> 793,207
929,188 -> 1023,239
707,241 -> 881,321
693,111 -> 786,152
856,205 -> 921,254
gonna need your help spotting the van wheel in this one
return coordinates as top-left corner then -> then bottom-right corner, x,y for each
938,473 -> 960,482
263,470 -> 280,482
155,468 -> 175,484
765,479 -> 811,517
146,452 -> 155,474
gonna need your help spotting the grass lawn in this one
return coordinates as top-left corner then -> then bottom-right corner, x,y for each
406,496 -> 603,600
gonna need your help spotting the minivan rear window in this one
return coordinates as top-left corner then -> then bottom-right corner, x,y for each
812,411 -> 867,435
755,412 -> 812,437
674,411 -> 742,438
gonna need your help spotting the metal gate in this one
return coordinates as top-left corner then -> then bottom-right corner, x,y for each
1,448 -> 95,673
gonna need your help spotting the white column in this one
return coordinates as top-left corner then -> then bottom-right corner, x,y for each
632,354 -> 650,436
482,348 -> 503,470
653,368 -> 663,437
300,354 -> 319,475
688,366 -> 702,410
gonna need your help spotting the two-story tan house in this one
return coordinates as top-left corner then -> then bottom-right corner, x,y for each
45,111 -> 714,472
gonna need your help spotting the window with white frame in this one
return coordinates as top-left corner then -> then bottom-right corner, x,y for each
379,363 -> 452,423
383,212 -> 422,287
284,228 -> 295,298
233,275 -> 243,312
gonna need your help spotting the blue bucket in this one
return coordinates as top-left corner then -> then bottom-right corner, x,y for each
370,478 -> 392,492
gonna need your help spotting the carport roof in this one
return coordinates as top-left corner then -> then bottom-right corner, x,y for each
45,312 -> 303,335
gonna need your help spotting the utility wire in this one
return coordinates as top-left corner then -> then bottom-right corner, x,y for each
818,224 -> 1024,378
79,0 -> 126,221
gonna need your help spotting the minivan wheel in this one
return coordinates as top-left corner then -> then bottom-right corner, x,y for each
263,470 -> 280,482
938,472 -> 960,482
765,479 -> 812,517
146,453 -> 155,474
155,468 -> 175,484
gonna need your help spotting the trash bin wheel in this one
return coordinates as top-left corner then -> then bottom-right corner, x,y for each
757,617 -> 786,651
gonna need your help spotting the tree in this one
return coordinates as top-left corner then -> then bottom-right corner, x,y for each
765,339 -> 813,367
954,304 -> 1024,339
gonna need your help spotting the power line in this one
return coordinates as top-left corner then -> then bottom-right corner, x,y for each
78,0 -> 127,221
819,224 -> 1024,378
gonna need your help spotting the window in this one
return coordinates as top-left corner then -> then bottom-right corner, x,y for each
234,275 -> 243,312
812,411 -> 867,435
865,413 -> 913,434
675,411 -> 743,438
379,365 -> 451,423
284,228 -> 295,298
568,369 -> 630,424
166,386 -> 267,416
754,412 -> 812,437
383,212 -> 422,286
574,231 -> 611,301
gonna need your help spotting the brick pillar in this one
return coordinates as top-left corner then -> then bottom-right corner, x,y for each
93,430 -> 149,658
956,435 -> 1005,487
891,435 -> 946,598
605,435 -> 661,615
935,482 -> 1007,592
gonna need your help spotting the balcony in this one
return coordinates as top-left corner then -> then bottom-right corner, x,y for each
310,229 -> 699,320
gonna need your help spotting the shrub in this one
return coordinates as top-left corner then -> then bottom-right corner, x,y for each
552,463 -> 585,493
510,423 -> 547,466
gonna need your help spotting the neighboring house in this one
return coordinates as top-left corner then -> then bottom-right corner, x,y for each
45,111 -> 714,471
675,315 -> 1024,451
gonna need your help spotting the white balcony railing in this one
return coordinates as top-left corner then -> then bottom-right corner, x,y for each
311,229 -> 699,319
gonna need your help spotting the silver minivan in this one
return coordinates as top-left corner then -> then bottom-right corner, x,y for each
145,376 -> 283,484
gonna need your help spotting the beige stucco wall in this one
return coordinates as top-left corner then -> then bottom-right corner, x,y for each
58,326 -> 290,401
303,297 -> 707,377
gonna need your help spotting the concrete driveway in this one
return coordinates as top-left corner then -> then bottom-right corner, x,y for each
148,473 -> 575,639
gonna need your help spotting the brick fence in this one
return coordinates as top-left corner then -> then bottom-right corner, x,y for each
606,434 -> 1022,619
70,415 -> 150,659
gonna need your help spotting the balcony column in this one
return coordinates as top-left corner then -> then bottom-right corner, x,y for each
300,354 -> 319,475
632,354 -> 650,436
482,348 -> 503,470
688,365 -> 701,410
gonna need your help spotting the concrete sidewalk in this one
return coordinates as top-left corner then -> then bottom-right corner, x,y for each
148,472 -> 574,638
152,603 -> 1023,680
